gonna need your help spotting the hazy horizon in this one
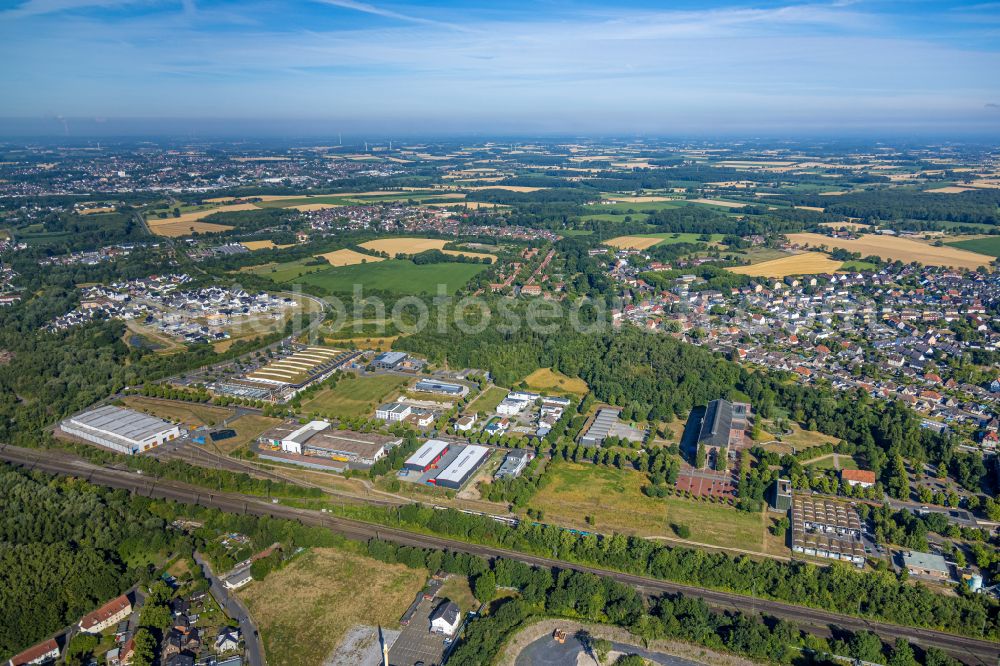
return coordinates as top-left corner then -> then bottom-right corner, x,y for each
2,0 -> 1000,137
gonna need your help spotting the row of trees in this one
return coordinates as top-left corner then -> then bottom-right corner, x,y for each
365,538 -> 962,666
366,503 -> 998,638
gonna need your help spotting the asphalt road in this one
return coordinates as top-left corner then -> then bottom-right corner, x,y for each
192,552 -> 266,666
2,444 -> 996,666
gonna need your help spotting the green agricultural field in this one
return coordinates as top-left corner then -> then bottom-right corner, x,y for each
579,212 -> 650,223
946,236 -> 1000,258
241,258 -> 330,282
590,200 -> 688,214
299,374 -> 411,419
643,232 -> 725,246
839,259 -> 878,271
252,195 -> 356,209
529,461 -> 777,554
295,259 -> 487,295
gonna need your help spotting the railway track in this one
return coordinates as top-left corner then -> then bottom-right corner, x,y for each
1,444 -> 996,665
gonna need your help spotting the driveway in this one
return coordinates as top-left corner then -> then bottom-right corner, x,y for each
193,552 -> 266,666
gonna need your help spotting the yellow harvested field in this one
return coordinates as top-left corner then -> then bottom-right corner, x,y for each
241,240 -> 294,251
604,235 -> 663,250
787,233 -> 994,270
819,221 -> 869,230
361,238 -> 448,254
317,249 -> 385,267
818,190 -> 849,196
966,180 -> 1000,189
925,186 -> 974,194
688,198 -> 747,208
203,196 -> 236,203
729,252 -> 843,277
360,237 -> 495,261
149,221 -> 233,237
794,205 -> 826,212
146,204 -> 258,236
463,185 -> 543,192
78,206 -> 115,215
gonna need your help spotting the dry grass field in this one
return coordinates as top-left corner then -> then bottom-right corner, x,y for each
317,248 -> 385,267
794,205 -> 826,212
604,235 -> 665,250
240,548 -> 427,666
729,252 -> 843,277
530,462 -> 776,552
120,396 -> 235,429
359,237 -> 495,261
787,232 -> 994,270
522,367 -> 589,396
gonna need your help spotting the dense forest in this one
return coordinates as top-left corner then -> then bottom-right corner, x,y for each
0,466 -> 182,658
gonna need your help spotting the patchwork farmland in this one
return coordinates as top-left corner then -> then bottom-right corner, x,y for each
787,232 -> 994,270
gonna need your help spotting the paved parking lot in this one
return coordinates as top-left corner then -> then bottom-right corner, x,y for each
388,598 -> 448,666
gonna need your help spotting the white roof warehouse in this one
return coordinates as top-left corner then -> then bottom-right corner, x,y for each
432,445 -> 490,489
61,405 -> 180,455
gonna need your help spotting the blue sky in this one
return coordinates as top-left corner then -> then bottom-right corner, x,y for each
1,0 -> 999,135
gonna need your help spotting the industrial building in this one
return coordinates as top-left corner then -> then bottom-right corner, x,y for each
372,351 -> 407,369
579,408 -> 621,446
790,496 -> 865,567
697,399 -> 750,451
413,379 -> 466,396
903,551 -> 951,580
403,439 -> 450,473
376,402 -> 412,422
432,445 -> 491,489
770,478 -> 792,512
61,405 -> 180,455
257,420 -> 399,467
240,347 -> 360,391
495,449 -> 532,480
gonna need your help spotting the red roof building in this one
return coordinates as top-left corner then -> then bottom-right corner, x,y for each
79,594 -> 132,634
841,469 -> 877,488
8,638 -> 60,666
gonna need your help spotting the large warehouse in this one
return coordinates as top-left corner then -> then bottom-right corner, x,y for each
257,420 -> 399,467
403,439 -> 450,473
432,445 -> 490,489
61,405 -> 180,455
